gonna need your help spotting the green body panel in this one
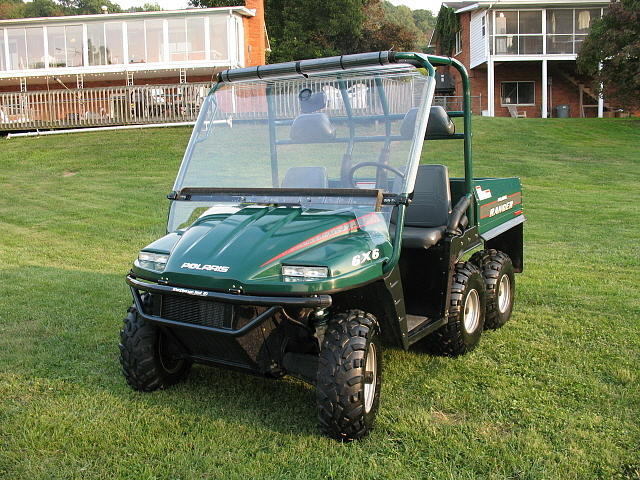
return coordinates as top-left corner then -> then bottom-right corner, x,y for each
450,177 -> 523,236
132,206 -> 393,295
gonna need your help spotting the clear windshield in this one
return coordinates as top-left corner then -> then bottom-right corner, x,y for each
168,66 -> 435,232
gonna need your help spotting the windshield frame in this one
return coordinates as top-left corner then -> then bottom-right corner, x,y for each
171,66 -> 435,199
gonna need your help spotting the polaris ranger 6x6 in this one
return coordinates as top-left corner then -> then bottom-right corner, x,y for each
120,51 -> 525,441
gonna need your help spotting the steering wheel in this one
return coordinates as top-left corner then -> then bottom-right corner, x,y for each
348,162 -> 405,188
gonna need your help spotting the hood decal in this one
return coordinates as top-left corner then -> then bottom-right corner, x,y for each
260,212 -> 384,267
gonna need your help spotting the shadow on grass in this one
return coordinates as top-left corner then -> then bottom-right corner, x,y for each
0,265 -> 445,438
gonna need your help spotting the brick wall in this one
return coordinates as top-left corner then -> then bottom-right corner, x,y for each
243,0 -> 267,67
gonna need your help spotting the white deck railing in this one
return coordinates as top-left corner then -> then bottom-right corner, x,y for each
0,83 -> 214,131
0,81 -> 480,132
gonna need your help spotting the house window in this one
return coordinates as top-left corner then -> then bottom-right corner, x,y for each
105,23 -> 123,65
501,81 -> 535,105
0,30 -> 5,71
454,30 -> 462,55
481,15 -> 486,37
65,25 -> 83,67
494,10 -> 543,55
209,14 -> 228,60
145,19 -> 164,63
7,28 -> 27,70
26,27 -> 44,69
87,23 -> 107,66
126,21 -> 145,63
546,8 -> 602,54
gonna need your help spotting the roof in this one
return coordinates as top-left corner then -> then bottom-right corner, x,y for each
0,6 -> 255,26
443,0 -> 610,13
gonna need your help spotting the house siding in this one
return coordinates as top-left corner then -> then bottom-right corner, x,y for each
469,9 -> 487,68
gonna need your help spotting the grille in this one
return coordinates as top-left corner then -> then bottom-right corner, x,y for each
161,295 -> 233,329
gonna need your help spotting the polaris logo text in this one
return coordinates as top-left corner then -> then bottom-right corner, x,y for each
171,287 -> 209,297
180,263 -> 230,273
489,201 -> 514,217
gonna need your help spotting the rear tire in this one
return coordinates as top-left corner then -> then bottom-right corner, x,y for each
425,261 -> 486,356
119,304 -> 191,392
316,310 -> 381,441
470,249 -> 515,329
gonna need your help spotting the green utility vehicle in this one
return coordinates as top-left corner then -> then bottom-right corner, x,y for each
120,52 -> 524,441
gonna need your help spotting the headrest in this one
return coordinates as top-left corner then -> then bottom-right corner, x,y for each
290,113 -> 336,143
299,89 -> 327,113
400,106 -> 455,139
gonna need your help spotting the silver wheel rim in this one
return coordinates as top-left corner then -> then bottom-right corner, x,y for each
364,342 -> 377,414
497,274 -> 511,314
464,289 -> 480,333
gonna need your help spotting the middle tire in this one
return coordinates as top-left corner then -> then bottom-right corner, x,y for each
316,310 -> 381,441
425,261 -> 486,357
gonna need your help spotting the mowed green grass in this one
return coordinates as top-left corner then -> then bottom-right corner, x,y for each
0,118 -> 639,479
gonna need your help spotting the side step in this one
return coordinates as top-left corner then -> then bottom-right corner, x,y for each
406,314 -> 447,345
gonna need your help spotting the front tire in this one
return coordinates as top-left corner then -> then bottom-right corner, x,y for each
119,304 -> 191,392
470,249 -> 515,329
426,261 -> 486,356
316,310 -> 381,441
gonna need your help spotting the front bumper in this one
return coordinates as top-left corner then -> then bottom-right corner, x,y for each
126,275 -> 332,337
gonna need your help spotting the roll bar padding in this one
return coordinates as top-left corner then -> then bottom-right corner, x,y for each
218,51 -> 396,83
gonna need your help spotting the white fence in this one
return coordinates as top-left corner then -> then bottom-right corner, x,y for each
0,83 -> 213,132
0,80 -> 482,132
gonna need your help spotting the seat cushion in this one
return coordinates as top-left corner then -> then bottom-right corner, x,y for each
401,226 -> 446,249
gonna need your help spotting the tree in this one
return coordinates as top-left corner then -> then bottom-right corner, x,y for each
0,0 -> 26,19
128,3 -> 162,12
190,0 -> 435,62
412,9 -> 436,51
191,0 -> 366,62
433,5 -> 459,56
577,0 -> 640,110
23,0 -> 65,17
355,0 -> 419,52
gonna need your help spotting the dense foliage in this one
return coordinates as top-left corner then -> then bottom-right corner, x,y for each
577,0 -> 640,110
433,5 -> 459,56
190,0 -> 436,62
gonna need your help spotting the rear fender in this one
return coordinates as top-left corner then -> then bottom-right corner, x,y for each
485,222 -> 524,272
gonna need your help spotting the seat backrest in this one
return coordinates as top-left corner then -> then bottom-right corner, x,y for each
405,164 -> 451,227
400,106 -> 455,139
290,113 -> 336,143
281,166 -> 328,188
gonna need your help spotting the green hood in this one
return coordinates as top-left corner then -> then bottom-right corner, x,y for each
133,206 -> 392,294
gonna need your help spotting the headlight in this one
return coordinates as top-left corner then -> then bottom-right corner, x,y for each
282,265 -> 329,281
137,252 -> 169,272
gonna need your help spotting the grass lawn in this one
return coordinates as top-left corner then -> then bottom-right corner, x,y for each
0,118 -> 639,479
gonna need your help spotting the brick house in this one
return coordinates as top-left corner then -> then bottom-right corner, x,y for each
436,0 -> 611,118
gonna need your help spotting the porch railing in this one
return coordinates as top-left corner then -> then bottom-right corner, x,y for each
0,83 -> 214,132
1,82 -> 482,133
433,95 -> 483,114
